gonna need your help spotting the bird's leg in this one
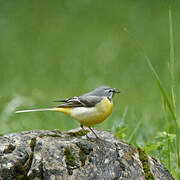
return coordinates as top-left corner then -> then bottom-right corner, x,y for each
88,127 -> 100,139
80,124 -> 90,140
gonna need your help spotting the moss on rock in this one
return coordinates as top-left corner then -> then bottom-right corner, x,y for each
67,129 -> 89,137
64,148 -> 79,175
137,147 -> 154,180
39,134 -> 62,138
3,144 -> 15,154
78,144 -> 92,166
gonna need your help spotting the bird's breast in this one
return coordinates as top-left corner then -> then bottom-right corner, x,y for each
71,97 -> 113,126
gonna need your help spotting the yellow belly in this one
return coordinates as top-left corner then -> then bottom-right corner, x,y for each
70,97 -> 113,126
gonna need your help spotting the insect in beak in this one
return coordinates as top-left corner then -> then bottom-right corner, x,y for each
113,88 -> 120,93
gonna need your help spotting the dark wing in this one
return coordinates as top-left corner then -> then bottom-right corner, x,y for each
55,96 -> 83,108
54,96 -> 79,103
55,95 -> 102,108
78,95 -> 102,107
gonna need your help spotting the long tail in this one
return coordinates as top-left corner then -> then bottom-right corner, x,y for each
15,107 -> 58,114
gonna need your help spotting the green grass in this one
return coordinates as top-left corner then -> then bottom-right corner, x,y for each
114,6 -> 180,178
147,8 -> 180,178
0,1 -> 180,179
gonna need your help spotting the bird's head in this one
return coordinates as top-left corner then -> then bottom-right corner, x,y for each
92,86 -> 120,101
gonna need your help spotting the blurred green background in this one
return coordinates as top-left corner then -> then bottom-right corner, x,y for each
0,0 -> 180,143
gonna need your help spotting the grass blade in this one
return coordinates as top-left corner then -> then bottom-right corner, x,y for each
169,7 -> 176,113
163,98 -> 171,171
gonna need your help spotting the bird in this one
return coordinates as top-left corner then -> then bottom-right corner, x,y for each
15,86 -> 120,139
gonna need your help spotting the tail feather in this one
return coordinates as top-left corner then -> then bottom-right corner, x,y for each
15,108 -> 58,114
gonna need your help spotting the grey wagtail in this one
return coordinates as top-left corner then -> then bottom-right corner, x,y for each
16,86 -> 120,139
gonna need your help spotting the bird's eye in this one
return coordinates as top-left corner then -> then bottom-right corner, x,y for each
108,89 -> 113,93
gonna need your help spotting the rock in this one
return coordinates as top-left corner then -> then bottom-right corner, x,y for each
0,128 -> 174,180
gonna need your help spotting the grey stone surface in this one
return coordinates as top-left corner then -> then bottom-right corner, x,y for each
0,128 -> 174,180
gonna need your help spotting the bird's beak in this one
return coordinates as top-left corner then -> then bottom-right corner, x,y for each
113,88 -> 120,93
